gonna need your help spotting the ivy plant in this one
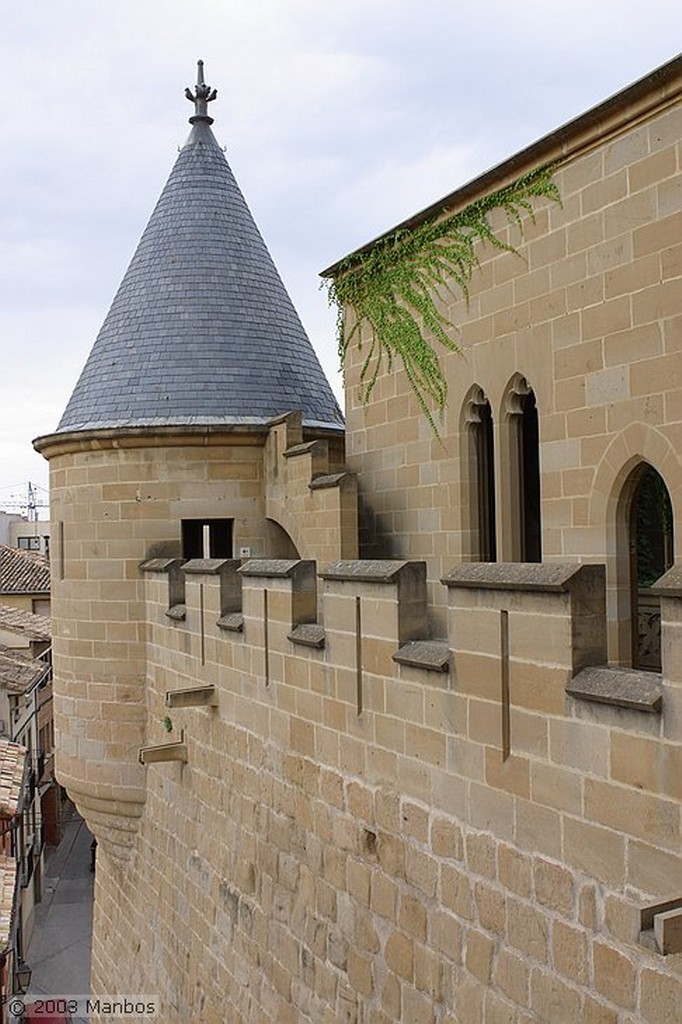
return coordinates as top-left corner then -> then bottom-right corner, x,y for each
326,164 -> 560,433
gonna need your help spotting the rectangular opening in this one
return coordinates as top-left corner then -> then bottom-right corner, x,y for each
57,521 -> 64,580
264,589 -> 270,687
501,609 -> 510,761
182,518 -> 233,559
356,596 -> 363,715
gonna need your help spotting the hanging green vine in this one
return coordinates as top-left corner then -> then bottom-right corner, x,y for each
326,164 -> 560,433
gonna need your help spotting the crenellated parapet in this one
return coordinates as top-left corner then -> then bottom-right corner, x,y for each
142,554 -> 677,743
75,551 -> 682,1017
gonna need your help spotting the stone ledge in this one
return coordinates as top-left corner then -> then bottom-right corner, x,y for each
283,440 -> 320,458
441,562 -> 590,592
320,560 -> 417,583
651,565 -> 682,597
183,558 -> 237,574
288,624 -> 326,648
217,613 -> 244,632
309,473 -> 349,490
165,604 -> 187,622
140,558 -> 182,574
393,640 -> 450,672
640,897 -> 682,955
239,559 -> 305,578
165,685 -> 217,709
566,665 -> 662,713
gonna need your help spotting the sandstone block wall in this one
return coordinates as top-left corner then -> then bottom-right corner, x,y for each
40,423 -> 351,860
84,559 -> 682,1023
342,71 -> 682,649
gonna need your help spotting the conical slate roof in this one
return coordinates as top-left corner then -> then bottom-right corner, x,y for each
56,63 -> 342,435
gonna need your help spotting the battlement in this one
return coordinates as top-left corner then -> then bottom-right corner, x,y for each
102,553 -> 682,1020
142,555 -> 624,710
139,555 -> 679,889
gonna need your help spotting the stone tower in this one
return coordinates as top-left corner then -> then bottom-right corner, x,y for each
34,61 -> 343,860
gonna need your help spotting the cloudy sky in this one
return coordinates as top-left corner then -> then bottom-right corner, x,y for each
0,1 -> 680,515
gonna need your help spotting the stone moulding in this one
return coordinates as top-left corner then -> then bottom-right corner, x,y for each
651,564 -> 682,596
165,685 -> 218,709
139,741 -> 188,765
567,665 -> 662,713
392,639 -> 450,673
308,472 -> 351,490
441,561 -> 600,592
640,897 -> 682,955
238,559 -> 312,578
217,612 -> 244,632
287,623 -> 326,648
165,604 -> 187,621
320,559 -> 421,583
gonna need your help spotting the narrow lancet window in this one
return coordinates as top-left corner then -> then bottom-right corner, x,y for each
462,386 -> 497,561
503,375 -> 541,562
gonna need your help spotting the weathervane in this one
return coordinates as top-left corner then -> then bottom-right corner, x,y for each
185,59 -> 217,125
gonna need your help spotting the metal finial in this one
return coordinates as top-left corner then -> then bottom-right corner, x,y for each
185,59 -> 217,125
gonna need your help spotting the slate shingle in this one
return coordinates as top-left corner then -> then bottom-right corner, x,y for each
57,108 -> 343,434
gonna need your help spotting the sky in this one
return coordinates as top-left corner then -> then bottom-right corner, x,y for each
0,1 -> 680,516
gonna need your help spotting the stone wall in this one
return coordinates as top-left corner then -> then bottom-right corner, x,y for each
39,422 -> 352,861
85,559 -> 681,1023
42,61 -> 682,1024
341,67 -> 682,649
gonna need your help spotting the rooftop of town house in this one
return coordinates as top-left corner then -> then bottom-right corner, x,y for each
0,604 -> 51,643
0,856 -> 16,946
0,738 -> 28,818
0,644 -> 49,693
54,60 -> 343,437
0,545 -> 50,596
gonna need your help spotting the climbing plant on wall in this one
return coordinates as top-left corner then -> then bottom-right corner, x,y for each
326,165 -> 560,433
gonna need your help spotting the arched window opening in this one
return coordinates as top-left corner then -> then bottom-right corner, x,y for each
630,465 -> 673,671
504,376 -> 541,562
462,386 -> 497,561
519,389 -> 541,562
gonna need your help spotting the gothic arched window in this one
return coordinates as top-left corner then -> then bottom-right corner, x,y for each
462,386 -> 497,561
503,375 -> 541,562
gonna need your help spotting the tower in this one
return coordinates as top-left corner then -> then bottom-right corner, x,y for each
34,61 -> 343,860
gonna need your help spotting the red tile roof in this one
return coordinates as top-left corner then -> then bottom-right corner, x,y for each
0,604 -> 51,642
0,855 -> 17,947
0,739 -> 28,818
0,644 -> 48,693
0,545 -> 50,595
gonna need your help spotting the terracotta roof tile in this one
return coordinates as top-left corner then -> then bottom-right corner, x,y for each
0,645 -> 47,694
0,739 -> 28,818
0,855 -> 17,948
0,604 -> 51,642
0,545 -> 50,596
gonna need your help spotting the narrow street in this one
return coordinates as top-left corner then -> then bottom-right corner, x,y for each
24,809 -> 94,1023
